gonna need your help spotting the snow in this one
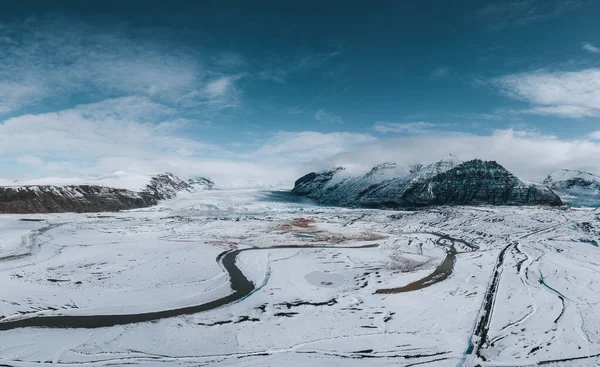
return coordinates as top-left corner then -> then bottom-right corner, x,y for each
546,169 -> 600,183
1,172 -> 288,191
544,169 -> 600,207
1,190 -> 600,366
0,171 -> 156,191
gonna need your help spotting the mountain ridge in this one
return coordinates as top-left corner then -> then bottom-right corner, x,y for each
292,158 -> 563,208
543,169 -> 600,207
0,173 -> 216,214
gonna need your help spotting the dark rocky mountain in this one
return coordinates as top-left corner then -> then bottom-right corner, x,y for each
0,173 -> 215,214
292,158 -> 563,208
187,177 -> 217,191
543,169 -> 600,207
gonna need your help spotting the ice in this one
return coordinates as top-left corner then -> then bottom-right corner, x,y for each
1,190 -> 600,365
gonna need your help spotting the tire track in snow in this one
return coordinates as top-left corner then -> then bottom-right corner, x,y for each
461,221 -> 566,365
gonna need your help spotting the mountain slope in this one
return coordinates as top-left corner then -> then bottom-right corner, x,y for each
0,173 -> 216,214
543,169 -> 600,207
293,159 -> 562,208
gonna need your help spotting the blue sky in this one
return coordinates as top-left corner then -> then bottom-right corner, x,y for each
1,1 -> 600,185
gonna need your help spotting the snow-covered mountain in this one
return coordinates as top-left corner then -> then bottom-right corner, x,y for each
293,158 -> 563,208
543,169 -> 600,207
0,173 -> 216,214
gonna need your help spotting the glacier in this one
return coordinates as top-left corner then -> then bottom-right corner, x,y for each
1,188 -> 599,366
544,169 -> 600,207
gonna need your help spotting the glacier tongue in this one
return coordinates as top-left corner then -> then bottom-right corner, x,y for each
543,169 -> 600,207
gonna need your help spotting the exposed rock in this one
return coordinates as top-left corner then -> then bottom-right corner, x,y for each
292,158 -> 562,208
398,160 -> 562,207
543,169 -> 600,207
0,173 -> 216,214
187,177 -> 217,191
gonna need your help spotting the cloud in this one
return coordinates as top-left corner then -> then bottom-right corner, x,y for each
257,49 -> 341,84
285,107 -> 305,115
0,19 -> 200,112
205,76 -> 236,98
16,155 -> 43,166
211,52 -> 246,71
454,112 -> 507,121
257,69 -> 288,83
314,109 -> 344,124
583,42 -> 600,53
295,51 -> 340,72
524,105 -> 599,118
493,68 -> 600,118
324,129 -> 600,181
431,67 -> 450,78
21,131 -> 376,186
373,122 -> 438,134
249,131 -> 376,164
0,82 -> 45,114
0,97 -> 225,175
588,131 -> 600,140
0,16 -> 247,115
5,119 -> 600,187
175,74 -> 245,110
89,157 -> 300,189
240,128 -> 600,184
476,0 -> 584,29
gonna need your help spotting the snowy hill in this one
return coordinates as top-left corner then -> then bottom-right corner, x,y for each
543,169 -> 600,207
293,158 -> 562,208
0,173 -> 216,214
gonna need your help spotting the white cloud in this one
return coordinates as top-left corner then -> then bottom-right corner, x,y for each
455,112 -> 506,121
525,105 -> 599,118
583,42 -> 600,53
285,107 -> 305,115
588,131 -> 600,140
257,69 -> 288,83
373,122 -> 438,134
494,68 -> 600,118
16,155 -> 43,166
476,0 -> 584,29
0,16 -> 249,114
0,82 -> 45,114
322,129 -> 600,181
175,74 -> 244,110
314,109 -> 344,124
0,97 -> 225,173
5,123 -> 600,187
431,67 -> 449,77
249,131 -> 376,164
205,77 -> 236,98
260,50 -> 341,81
237,128 -> 600,184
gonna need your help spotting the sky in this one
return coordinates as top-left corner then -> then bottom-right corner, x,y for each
1,0 -> 600,186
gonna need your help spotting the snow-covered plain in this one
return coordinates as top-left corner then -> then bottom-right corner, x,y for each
1,189 -> 600,366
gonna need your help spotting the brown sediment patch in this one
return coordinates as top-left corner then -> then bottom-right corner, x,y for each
291,218 -> 316,228
276,217 -> 386,245
275,217 -> 317,231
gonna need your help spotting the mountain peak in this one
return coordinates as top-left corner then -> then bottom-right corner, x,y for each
543,169 -> 600,207
293,158 -> 562,208
0,172 -> 217,213
370,162 -> 398,171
